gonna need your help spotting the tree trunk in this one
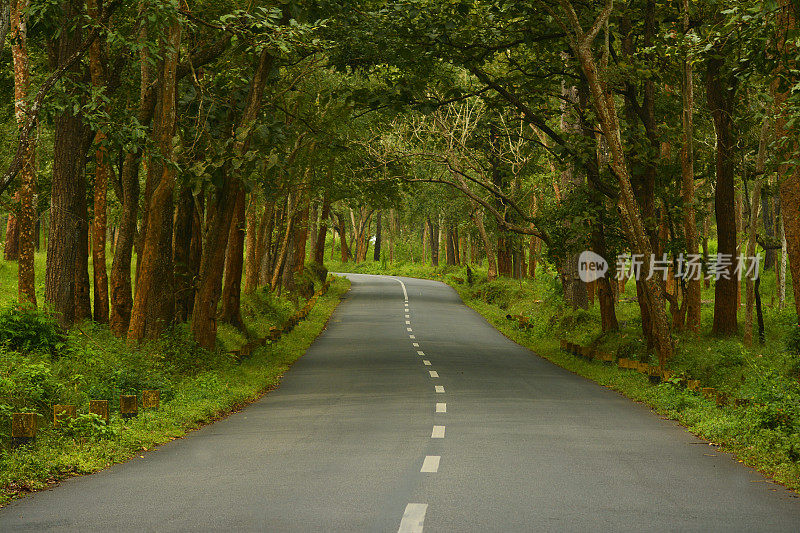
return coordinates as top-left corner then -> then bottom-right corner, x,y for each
11,0 -> 35,307
127,20 -> 180,342
46,0 -> 91,329
221,186 -> 246,329
744,117 -> 770,345
242,190 -> 260,293
707,55 -> 739,336
173,184 -> 195,322
373,211 -> 382,261
271,193 -> 295,291
4,207 -> 19,261
472,209 -> 497,281
563,1 -> 674,362
313,194 -> 330,264
192,48 -> 274,348
429,216 -> 439,266
293,193 -> 310,273
74,162 -> 91,322
681,0 -> 701,332
88,0 -> 108,322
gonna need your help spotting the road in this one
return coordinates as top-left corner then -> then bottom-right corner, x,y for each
2,273 -> 800,532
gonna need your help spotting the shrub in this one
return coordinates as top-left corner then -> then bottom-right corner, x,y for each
787,325 -> 800,357
0,304 -> 63,355
306,262 -> 328,284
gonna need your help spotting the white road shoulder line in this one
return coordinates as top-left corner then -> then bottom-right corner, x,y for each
423,360 -> 431,366
431,425 -> 445,438
421,456 -> 440,473
435,385 -> 445,393
429,371 -> 439,378
436,402 -> 446,413
398,503 -> 428,533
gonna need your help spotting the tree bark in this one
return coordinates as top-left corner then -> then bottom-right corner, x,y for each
706,55 -> 739,336
313,194 -> 330,264
88,0 -> 108,322
373,211 -> 382,261
221,186 -> 246,329
429,216 -> 439,266
242,190 -> 260,293
46,0 -> 92,328
127,19 -> 180,342
744,117 -> 771,345
681,0 -> 701,332
11,0 -> 35,307
173,184 -> 195,322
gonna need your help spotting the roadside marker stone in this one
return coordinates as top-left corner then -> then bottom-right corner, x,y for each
120,395 -> 138,419
11,413 -> 37,447
89,400 -> 110,424
142,390 -> 160,410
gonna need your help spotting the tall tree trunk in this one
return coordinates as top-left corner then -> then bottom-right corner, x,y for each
681,0 -> 701,332
88,0 -> 108,322
221,186 -> 246,329
109,1 -> 148,336
313,194 -> 330,264
173,184 -> 195,322
293,193 -> 310,273
271,193 -> 295,291
471,209 -> 497,281
563,0 -> 674,362
252,201 -> 273,290
429,216 -> 439,267
11,0 -> 35,307
373,211 -> 382,261
242,190 -> 260,293
46,0 -> 91,328
192,49 -> 274,348
74,164 -> 91,321
4,206 -> 19,261
706,55 -> 739,335
127,19 -> 180,342
744,117 -> 771,345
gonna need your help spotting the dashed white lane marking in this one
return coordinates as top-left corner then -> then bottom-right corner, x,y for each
391,277 -> 409,301
436,402 -> 446,413
421,456 -> 440,473
423,360 -> 431,366
412,343 -> 419,347
405,314 -> 410,319
435,386 -> 445,393
398,503 -> 427,533
417,350 -> 425,356
409,335 -> 416,339
406,320 -> 411,325
428,371 -> 439,378
407,328 -> 413,332
431,425 -> 445,438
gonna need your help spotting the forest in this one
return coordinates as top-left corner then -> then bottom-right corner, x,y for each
3,0 -> 800,498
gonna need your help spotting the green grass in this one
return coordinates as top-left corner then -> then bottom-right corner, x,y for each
330,256 -> 800,491
0,261 -> 350,506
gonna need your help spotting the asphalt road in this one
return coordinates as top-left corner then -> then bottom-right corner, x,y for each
2,273 -> 800,532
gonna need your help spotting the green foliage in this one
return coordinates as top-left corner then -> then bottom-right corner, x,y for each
61,414 -> 117,441
786,326 -> 800,357
0,304 -> 63,355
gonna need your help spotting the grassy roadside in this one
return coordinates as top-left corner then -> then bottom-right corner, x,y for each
331,259 -> 800,491
0,276 -> 349,507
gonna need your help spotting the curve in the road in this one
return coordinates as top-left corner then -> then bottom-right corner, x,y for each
2,273 -> 800,532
